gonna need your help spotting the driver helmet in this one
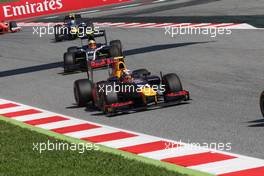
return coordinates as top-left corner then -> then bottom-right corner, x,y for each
69,14 -> 75,20
70,20 -> 75,25
122,69 -> 132,82
88,40 -> 97,49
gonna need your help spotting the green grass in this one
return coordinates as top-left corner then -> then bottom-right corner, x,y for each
0,0 -> 17,3
0,116 -> 214,176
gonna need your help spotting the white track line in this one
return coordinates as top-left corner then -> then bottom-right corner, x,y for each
44,16 -> 59,19
116,22 -> 141,27
99,135 -> 160,148
64,127 -> 118,138
17,22 -> 260,29
227,23 -> 257,29
189,157 -> 264,175
140,146 -> 209,160
113,3 -> 142,9
79,10 -> 100,14
144,23 -> 174,28
0,99 -> 10,104
13,112 -> 56,122
36,118 -> 87,129
0,106 -> 31,114
153,0 -> 166,3
129,23 -> 156,28
105,22 -> 126,26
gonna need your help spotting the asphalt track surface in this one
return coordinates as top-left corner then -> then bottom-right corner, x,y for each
38,0 -> 264,27
1,25 -> 264,159
1,0 -> 264,161
68,0 -> 264,17
91,0 -> 264,17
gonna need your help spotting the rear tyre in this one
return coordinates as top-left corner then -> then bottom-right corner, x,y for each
260,91 -> 264,117
67,46 -> 79,53
86,20 -> 94,31
74,79 -> 93,107
110,40 -> 122,54
75,14 -> 82,19
9,21 -> 18,32
132,69 -> 150,78
66,31 -> 75,40
162,73 -> 183,94
54,25 -> 63,42
110,45 -> 122,57
64,52 -> 76,72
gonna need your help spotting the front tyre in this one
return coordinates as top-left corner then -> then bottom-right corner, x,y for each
162,73 -> 183,94
101,84 -> 119,114
110,45 -> 122,57
9,21 -> 20,32
63,52 -> 76,72
260,91 -> 264,117
74,79 -> 93,107
110,40 -> 122,54
162,73 -> 183,102
54,25 -> 63,42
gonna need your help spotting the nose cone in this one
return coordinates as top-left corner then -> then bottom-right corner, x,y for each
140,87 -> 157,96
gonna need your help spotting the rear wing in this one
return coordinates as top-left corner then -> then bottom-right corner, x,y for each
87,56 -> 125,82
80,29 -> 106,39
64,14 -> 82,21
80,29 -> 107,46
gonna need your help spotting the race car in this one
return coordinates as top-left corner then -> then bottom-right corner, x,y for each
63,30 -> 123,73
73,58 -> 190,116
0,21 -> 21,34
54,13 -> 94,42
260,91 -> 264,117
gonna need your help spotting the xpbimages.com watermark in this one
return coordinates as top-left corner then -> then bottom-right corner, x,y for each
97,82 -> 166,95
164,26 -> 232,38
32,24 -> 100,38
164,140 -> 232,152
32,140 -> 100,154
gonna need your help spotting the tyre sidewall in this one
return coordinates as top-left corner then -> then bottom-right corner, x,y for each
162,73 -> 183,94
74,79 -> 93,106
260,91 -> 264,117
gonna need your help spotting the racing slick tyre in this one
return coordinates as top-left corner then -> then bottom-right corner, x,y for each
63,52 -> 76,72
75,14 -> 82,19
110,40 -> 122,54
162,73 -> 183,102
74,79 -> 93,107
260,91 -> 264,117
54,25 -> 63,42
132,69 -> 150,78
101,84 -> 119,115
9,21 -> 18,32
110,45 -> 122,57
86,20 -> 94,31
67,46 -> 79,53
66,32 -> 76,40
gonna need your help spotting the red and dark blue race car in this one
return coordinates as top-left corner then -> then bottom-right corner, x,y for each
63,30 -> 123,73
54,14 -> 94,42
73,57 -> 190,116
0,21 -> 21,34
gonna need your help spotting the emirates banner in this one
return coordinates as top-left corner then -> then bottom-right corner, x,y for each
0,0 -> 129,21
